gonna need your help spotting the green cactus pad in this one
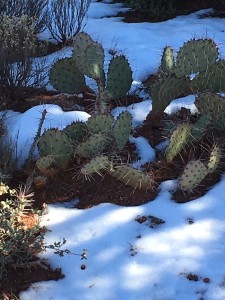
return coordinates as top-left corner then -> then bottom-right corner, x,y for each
195,93 -> 225,130
35,154 -> 56,175
75,43 -> 105,81
191,60 -> 225,92
189,113 -> 212,143
81,156 -> 112,176
73,32 -> 95,61
49,58 -> 85,94
87,114 -> 114,134
38,129 -> 72,167
108,165 -> 153,189
179,159 -> 208,192
106,55 -> 132,99
166,123 -> 192,162
159,46 -> 174,75
151,76 -> 191,114
207,145 -> 221,173
63,122 -> 87,142
75,133 -> 107,158
113,111 -> 132,150
175,39 -> 219,77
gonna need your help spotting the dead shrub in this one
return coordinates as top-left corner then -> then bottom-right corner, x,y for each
46,0 -> 91,43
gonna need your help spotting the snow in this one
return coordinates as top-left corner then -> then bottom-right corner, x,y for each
4,0 -> 225,299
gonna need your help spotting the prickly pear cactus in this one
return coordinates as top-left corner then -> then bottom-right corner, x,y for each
38,128 -> 72,168
191,60 -> 225,93
151,76 -> 190,114
87,114 -> 114,134
72,32 -> 95,63
195,93 -> 225,130
113,111 -> 132,150
63,122 -> 87,142
207,144 -> 221,173
179,159 -> 208,192
35,154 -> 56,176
108,165 -> 153,189
75,133 -> 108,158
106,55 -> 133,99
159,46 -> 174,75
81,156 -> 112,176
189,113 -> 212,143
175,38 -> 219,78
166,123 -> 192,162
49,58 -> 85,94
74,42 -> 105,82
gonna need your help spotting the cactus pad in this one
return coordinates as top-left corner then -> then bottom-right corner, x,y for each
49,58 -> 85,94
81,156 -> 112,176
179,159 -> 208,192
73,32 -> 95,60
195,93 -> 225,130
175,39 -> 219,77
108,165 -> 153,189
189,113 -> 212,142
63,122 -> 87,142
207,145 -> 221,173
87,114 -> 114,134
113,111 -> 132,150
159,46 -> 174,75
106,55 -> 132,99
75,133 -> 107,158
151,76 -> 190,114
38,128 -> 72,167
166,123 -> 192,162
191,60 -> 225,92
35,154 -> 56,176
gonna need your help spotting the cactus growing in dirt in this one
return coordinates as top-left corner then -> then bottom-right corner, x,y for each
179,159 -> 208,192
149,38 -> 225,117
49,32 -> 133,114
81,156 -> 112,177
37,128 -> 73,168
108,165 -> 153,190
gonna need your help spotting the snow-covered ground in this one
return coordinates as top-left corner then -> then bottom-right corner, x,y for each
6,1 -> 225,299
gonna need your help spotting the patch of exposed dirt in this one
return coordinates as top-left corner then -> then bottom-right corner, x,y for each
0,260 -> 64,299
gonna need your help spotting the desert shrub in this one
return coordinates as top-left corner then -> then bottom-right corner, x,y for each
0,113 -> 18,178
126,0 -> 176,19
46,0 -> 91,43
0,14 -> 47,89
0,0 -> 48,34
0,184 -> 44,282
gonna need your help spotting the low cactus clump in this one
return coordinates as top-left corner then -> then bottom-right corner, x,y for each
49,32 -> 133,114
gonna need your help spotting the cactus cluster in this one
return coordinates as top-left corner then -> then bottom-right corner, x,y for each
150,38 -> 225,115
49,32 -> 133,114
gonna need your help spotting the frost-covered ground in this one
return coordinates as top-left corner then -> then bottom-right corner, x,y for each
7,1 -> 225,299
